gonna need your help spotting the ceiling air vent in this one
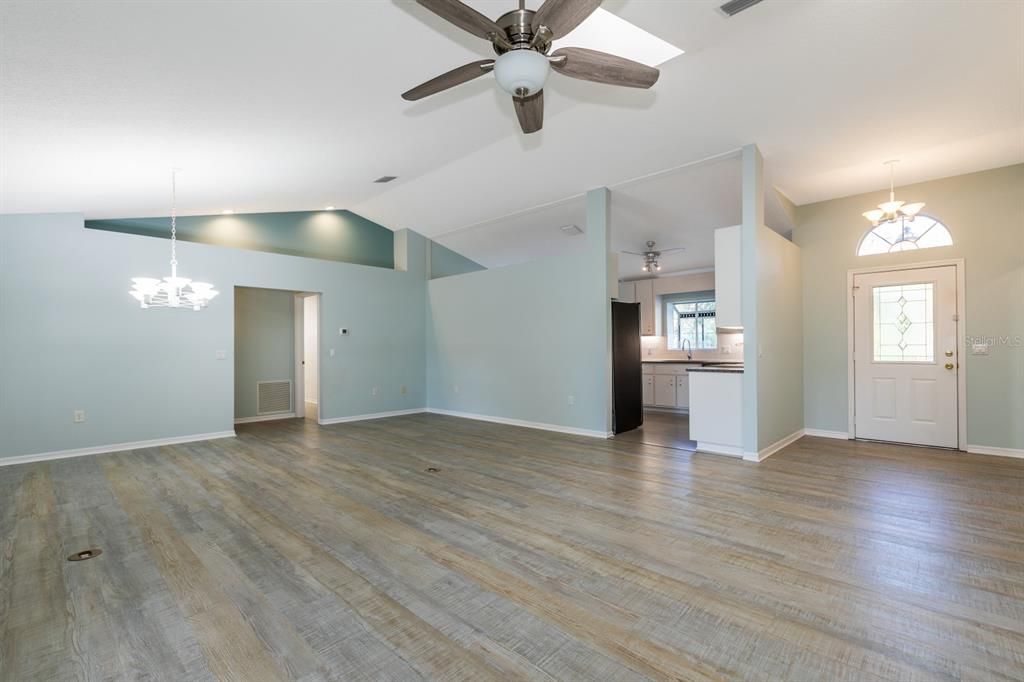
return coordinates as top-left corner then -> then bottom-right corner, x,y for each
560,224 -> 583,236
257,380 -> 292,415
374,175 -> 398,184
719,0 -> 764,17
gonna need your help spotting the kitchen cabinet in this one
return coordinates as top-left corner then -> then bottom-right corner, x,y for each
653,375 -> 676,407
714,225 -> 742,329
645,363 -> 690,409
618,280 -> 636,303
689,370 -> 743,456
635,279 -> 655,335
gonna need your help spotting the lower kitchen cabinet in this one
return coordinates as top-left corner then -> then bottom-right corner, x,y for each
642,374 -> 655,405
654,375 -> 676,407
644,364 -> 691,410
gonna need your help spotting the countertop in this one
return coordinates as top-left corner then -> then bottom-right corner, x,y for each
642,359 -> 745,373
687,366 -> 744,374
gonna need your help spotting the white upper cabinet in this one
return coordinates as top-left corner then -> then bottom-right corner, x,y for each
618,280 -> 636,303
714,226 -> 742,329
635,279 -> 655,335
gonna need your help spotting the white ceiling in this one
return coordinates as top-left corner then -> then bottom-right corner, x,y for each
2,0 -> 1021,240
437,151 -> 796,278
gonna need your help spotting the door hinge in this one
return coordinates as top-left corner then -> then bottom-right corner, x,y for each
952,313 -> 959,321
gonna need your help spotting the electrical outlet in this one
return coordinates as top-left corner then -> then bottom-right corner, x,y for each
400,385 -> 407,395
567,395 -> 575,406
372,386 -> 379,396
329,348 -> 335,358
215,350 -> 227,360
453,384 -> 460,394
73,410 -> 86,423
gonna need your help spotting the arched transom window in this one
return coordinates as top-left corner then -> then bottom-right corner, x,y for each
858,215 -> 953,256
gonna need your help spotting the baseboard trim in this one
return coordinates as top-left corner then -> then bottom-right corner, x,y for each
695,442 -> 744,458
318,408 -> 427,425
425,408 -> 610,439
745,428 -> 805,462
0,431 -> 237,468
643,406 -> 690,415
803,428 -> 850,440
966,444 -> 1024,459
234,413 -> 296,424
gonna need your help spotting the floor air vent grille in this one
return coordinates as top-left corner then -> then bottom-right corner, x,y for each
719,0 -> 764,17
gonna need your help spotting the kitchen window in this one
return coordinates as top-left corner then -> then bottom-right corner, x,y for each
666,293 -> 717,350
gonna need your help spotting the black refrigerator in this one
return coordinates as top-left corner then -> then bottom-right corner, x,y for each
611,301 -> 643,434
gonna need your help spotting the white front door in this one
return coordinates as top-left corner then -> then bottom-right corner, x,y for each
853,265 -> 959,448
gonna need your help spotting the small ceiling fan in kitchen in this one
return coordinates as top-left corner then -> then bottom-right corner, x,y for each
623,240 -> 685,273
402,0 -> 661,134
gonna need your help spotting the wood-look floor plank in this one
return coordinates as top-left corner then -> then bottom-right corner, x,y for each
103,456 -> 287,682
2,465 -> 86,681
2,413 -> 1023,682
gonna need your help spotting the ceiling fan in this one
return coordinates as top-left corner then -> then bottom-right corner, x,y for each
402,0 -> 661,134
623,240 -> 685,273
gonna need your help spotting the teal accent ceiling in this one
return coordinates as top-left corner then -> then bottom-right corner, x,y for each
429,240 -> 485,279
86,209 -> 395,269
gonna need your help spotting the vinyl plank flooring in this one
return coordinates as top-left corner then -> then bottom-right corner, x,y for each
1,414 -> 1023,681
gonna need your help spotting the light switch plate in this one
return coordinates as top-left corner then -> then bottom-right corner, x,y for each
329,348 -> 335,358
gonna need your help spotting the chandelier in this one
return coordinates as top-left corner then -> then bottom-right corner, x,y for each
862,160 -> 925,227
129,171 -> 219,310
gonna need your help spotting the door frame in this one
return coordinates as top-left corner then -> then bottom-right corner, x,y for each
846,258 -> 966,450
293,292 -> 322,420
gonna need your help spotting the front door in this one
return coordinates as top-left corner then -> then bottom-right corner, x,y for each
853,265 -> 959,448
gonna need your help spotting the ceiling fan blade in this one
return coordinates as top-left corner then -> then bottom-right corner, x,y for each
402,60 -> 494,101
415,0 -> 505,41
532,0 -> 602,39
660,247 -> 687,253
551,47 -> 660,89
513,91 -> 544,134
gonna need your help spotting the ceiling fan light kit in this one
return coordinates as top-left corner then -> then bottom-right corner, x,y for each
404,0 -> 660,134
493,49 -> 550,97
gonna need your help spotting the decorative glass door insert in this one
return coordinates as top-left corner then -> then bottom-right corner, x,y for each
872,283 -> 934,362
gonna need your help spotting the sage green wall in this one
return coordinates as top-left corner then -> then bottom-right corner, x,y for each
425,188 -> 612,436
0,213 -> 428,460
756,226 -> 804,450
234,287 -> 295,420
86,209 -> 396,269
794,163 -> 1023,449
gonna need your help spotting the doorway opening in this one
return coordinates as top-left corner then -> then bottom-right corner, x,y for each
233,287 -> 321,425
848,261 -> 965,449
296,293 -> 320,422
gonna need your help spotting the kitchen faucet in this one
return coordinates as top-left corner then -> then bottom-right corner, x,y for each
682,338 -> 693,361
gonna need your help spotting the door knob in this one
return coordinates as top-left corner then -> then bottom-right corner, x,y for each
944,362 -> 955,370
945,350 -> 954,357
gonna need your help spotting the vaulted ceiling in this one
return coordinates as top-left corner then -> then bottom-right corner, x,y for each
2,0 -> 1021,241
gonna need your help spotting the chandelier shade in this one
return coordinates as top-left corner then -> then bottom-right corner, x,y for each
862,160 -> 925,227
129,171 -> 219,310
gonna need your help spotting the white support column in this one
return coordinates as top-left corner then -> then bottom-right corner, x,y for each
741,144 -> 764,456
586,186 -> 614,436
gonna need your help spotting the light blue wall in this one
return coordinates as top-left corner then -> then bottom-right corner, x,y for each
795,164 -> 1023,449
424,188 -> 612,436
234,287 -> 295,420
86,209 -> 396,269
429,240 -> 485,279
0,214 -> 427,459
